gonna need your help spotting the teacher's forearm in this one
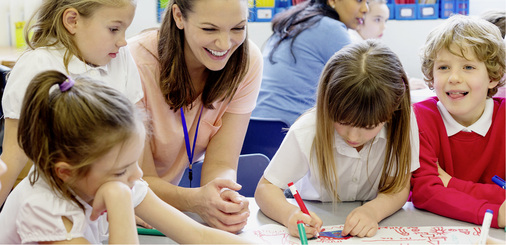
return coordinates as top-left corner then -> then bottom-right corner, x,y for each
142,175 -> 199,212
200,162 -> 237,185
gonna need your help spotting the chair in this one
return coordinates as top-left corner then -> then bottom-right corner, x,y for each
236,153 -> 270,197
240,117 -> 290,160
0,65 -> 10,154
178,153 -> 270,197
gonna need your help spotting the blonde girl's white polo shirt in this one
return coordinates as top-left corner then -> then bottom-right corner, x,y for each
2,45 -> 143,119
263,109 -> 420,202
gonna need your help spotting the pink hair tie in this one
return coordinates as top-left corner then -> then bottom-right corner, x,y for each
60,76 -> 75,92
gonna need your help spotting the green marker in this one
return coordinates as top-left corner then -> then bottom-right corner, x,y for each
137,227 -> 165,236
297,220 -> 308,245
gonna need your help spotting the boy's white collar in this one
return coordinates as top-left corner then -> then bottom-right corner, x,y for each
437,98 -> 493,137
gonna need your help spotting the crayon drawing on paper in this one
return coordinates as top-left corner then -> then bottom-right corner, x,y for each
240,224 -> 483,244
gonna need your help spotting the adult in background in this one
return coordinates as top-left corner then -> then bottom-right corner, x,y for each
252,0 -> 368,126
128,0 -> 263,233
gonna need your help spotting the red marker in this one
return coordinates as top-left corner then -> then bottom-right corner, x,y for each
289,182 -> 319,237
288,182 -> 310,215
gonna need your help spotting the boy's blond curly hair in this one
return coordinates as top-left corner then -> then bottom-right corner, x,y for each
421,14 -> 505,98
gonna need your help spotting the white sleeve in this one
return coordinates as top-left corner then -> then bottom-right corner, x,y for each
122,46 -> 144,104
409,108 -> 421,172
2,50 -> 64,119
263,128 -> 310,189
132,179 -> 149,207
17,195 -> 87,243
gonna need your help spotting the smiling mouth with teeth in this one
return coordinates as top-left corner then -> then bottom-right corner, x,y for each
447,91 -> 469,96
206,48 -> 227,57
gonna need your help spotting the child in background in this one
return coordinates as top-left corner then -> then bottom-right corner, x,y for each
411,15 -> 505,229
255,40 -> 420,238
347,0 -> 428,93
0,0 -> 143,208
481,10 -> 505,39
348,0 -> 390,41
0,71 -> 252,244
481,10 -> 506,98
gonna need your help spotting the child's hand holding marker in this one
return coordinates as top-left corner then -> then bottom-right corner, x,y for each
286,207 -> 322,238
287,182 -> 322,239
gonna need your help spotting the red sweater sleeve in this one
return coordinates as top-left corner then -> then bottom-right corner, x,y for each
411,98 -> 505,228
448,178 -> 504,204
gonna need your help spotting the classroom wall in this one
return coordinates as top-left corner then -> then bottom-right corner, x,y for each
128,0 -> 159,37
127,0 -> 505,79
1,0 -> 504,78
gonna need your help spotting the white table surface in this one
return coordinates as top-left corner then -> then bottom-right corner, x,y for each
137,198 -> 506,244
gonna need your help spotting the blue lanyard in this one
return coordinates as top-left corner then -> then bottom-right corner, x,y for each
180,105 -> 203,187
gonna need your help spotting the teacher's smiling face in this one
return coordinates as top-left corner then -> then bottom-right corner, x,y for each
172,0 -> 248,71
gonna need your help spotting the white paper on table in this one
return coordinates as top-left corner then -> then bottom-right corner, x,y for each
240,224 -> 484,244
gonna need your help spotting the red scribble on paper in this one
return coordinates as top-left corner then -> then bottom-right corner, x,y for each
473,227 -> 481,236
247,225 -> 481,244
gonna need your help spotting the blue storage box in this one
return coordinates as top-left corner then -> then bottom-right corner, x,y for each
157,0 -> 168,23
455,0 -> 469,15
255,8 -> 275,22
386,4 -> 395,20
274,7 -> 288,16
248,7 -> 256,22
417,1 -> 439,19
395,3 -> 417,20
275,0 -> 291,8
439,0 -> 455,18
386,0 -> 395,20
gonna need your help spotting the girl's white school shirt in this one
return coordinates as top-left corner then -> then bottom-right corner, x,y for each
2,45 -> 143,119
0,176 -> 148,244
263,109 -> 420,202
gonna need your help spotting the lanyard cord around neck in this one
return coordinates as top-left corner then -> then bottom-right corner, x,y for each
180,105 -> 203,188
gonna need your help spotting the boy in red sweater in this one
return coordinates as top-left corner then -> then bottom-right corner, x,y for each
411,14 -> 505,229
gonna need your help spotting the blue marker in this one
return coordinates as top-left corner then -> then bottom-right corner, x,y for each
492,175 -> 505,189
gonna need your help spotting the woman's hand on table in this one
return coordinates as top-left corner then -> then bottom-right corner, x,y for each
193,178 -> 250,233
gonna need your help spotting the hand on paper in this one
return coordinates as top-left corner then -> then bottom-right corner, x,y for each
194,178 -> 250,233
437,163 -> 452,187
342,205 -> 379,237
287,209 -> 322,239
